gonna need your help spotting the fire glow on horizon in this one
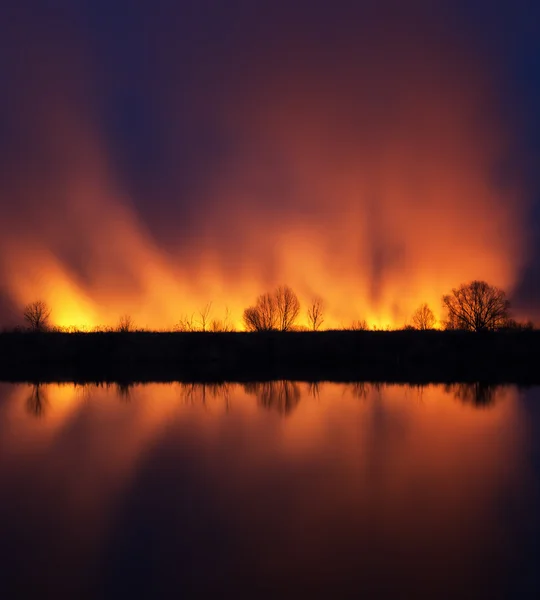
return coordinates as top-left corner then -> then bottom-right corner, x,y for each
0,2 -> 528,331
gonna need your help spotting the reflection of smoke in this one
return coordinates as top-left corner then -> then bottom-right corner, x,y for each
244,381 -> 301,415
0,1 -> 527,329
446,383 -> 503,407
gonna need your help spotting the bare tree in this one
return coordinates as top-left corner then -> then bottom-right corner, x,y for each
307,297 -> 325,331
197,302 -> 212,332
275,285 -> 301,331
222,306 -> 235,331
243,292 -> 278,331
412,303 -> 436,330
243,286 -> 301,332
23,300 -> 51,331
442,280 -> 510,332
117,315 -> 135,332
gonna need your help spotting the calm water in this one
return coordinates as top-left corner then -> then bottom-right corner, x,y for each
1,381 -> 539,598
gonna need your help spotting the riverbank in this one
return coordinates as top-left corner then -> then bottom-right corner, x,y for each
0,330 -> 539,383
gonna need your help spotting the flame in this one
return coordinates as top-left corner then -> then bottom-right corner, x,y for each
0,3 -> 528,330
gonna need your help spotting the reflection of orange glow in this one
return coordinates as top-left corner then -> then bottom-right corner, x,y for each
0,381 -> 529,596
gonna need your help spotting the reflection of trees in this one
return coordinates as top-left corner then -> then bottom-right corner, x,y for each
26,384 -> 48,417
308,381 -> 320,400
178,382 -> 232,411
74,383 -> 94,402
115,382 -> 134,402
243,381 -> 301,415
446,383 -> 500,407
349,382 -> 371,400
347,382 -> 387,400
406,383 -> 429,403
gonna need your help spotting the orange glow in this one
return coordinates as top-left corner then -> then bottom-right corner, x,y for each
0,11 -> 527,331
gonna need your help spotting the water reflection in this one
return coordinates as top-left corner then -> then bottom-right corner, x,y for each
25,384 -> 48,417
0,381 -> 538,597
115,382 -> 133,402
178,382 -> 233,410
20,381 -> 513,419
445,382 -> 500,407
349,381 -> 384,400
244,381 -> 302,414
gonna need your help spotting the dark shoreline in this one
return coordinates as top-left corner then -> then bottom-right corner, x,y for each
0,330 -> 539,384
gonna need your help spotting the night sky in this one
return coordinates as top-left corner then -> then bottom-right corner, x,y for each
0,0 -> 539,329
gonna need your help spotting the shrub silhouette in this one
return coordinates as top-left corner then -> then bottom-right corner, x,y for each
500,318 -> 534,331
175,314 -> 196,332
350,319 -> 369,331
117,315 -> 135,332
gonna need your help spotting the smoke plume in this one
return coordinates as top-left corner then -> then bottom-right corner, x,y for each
0,1 -> 529,329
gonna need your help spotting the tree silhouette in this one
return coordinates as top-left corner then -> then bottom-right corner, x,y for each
243,292 -> 277,331
275,285 -> 300,331
23,300 -> 51,331
442,280 -> 510,331
243,286 -> 301,332
197,302 -> 212,332
307,297 -> 325,331
412,303 -> 436,330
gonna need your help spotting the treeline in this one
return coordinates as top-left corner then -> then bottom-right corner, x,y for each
18,279 -> 535,333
